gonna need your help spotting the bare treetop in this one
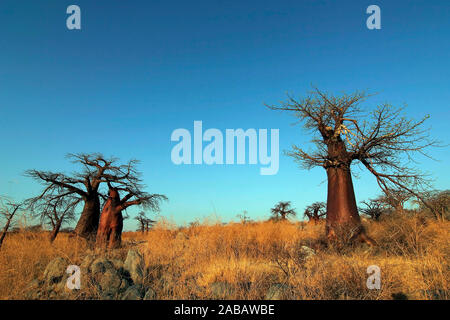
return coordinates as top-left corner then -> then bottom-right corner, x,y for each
267,87 -> 439,210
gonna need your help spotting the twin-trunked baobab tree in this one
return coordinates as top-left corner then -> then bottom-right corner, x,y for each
268,88 -> 437,244
26,153 -> 167,247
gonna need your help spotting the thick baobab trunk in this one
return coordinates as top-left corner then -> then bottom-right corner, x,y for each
326,166 -> 360,236
325,137 -> 375,245
325,166 -> 375,245
74,196 -> 100,240
96,188 -> 123,249
49,219 -> 63,243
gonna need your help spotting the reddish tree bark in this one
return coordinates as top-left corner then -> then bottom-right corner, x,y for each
75,196 -> 101,240
96,188 -> 123,249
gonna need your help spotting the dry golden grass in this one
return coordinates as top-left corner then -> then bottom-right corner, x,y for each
0,214 -> 448,300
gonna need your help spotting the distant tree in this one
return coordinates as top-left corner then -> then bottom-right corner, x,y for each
237,210 -> 251,224
415,190 -> 450,220
0,199 -> 22,250
359,199 -> 387,221
96,183 -> 167,248
26,153 -> 155,240
303,202 -> 326,223
28,194 -> 79,242
135,211 -> 156,233
268,87 -> 438,244
271,201 -> 296,221
375,189 -> 412,214
189,221 -> 200,228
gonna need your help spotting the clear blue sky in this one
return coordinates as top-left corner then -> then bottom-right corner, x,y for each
0,0 -> 449,230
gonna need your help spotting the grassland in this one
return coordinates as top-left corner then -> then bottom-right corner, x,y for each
0,213 -> 448,300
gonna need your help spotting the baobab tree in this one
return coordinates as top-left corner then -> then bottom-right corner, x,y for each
268,87 -> 437,244
135,211 -> 156,233
375,189 -> 412,214
359,199 -> 387,221
303,202 -> 326,223
270,201 -> 296,221
28,194 -> 79,242
415,189 -> 449,220
96,183 -> 167,248
0,199 -> 22,250
26,153 -> 149,240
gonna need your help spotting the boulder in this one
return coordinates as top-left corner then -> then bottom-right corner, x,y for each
43,257 -> 69,285
299,246 -> 316,261
121,285 -> 145,300
143,287 -> 157,300
124,250 -> 145,284
90,257 -> 115,275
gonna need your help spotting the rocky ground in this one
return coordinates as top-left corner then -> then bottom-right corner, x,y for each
24,244 -> 316,300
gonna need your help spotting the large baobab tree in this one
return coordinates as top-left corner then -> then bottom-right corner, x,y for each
96,183 -> 167,248
270,201 -> 297,221
268,87 -> 437,244
26,153 -> 152,240
303,202 -> 326,223
0,199 -> 22,250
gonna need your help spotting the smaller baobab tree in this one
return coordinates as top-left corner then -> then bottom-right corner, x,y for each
0,198 -> 22,250
303,202 -> 326,223
135,211 -> 156,233
96,183 -> 167,248
27,194 -> 80,242
359,199 -> 387,221
415,190 -> 450,221
376,189 -> 412,214
270,201 -> 297,221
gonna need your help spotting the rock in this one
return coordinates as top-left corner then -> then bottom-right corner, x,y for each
80,254 -> 96,270
99,269 -> 123,294
209,282 -> 234,299
90,258 -> 115,275
299,246 -> 316,261
143,287 -> 157,300
121,285 -> 145,300
111,258 -> 124,270
43,257 -> 69,285
265,283 -> 289,300
100,292 -> 115,300
24,279 -> 44,299
124,250 -> 145,284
